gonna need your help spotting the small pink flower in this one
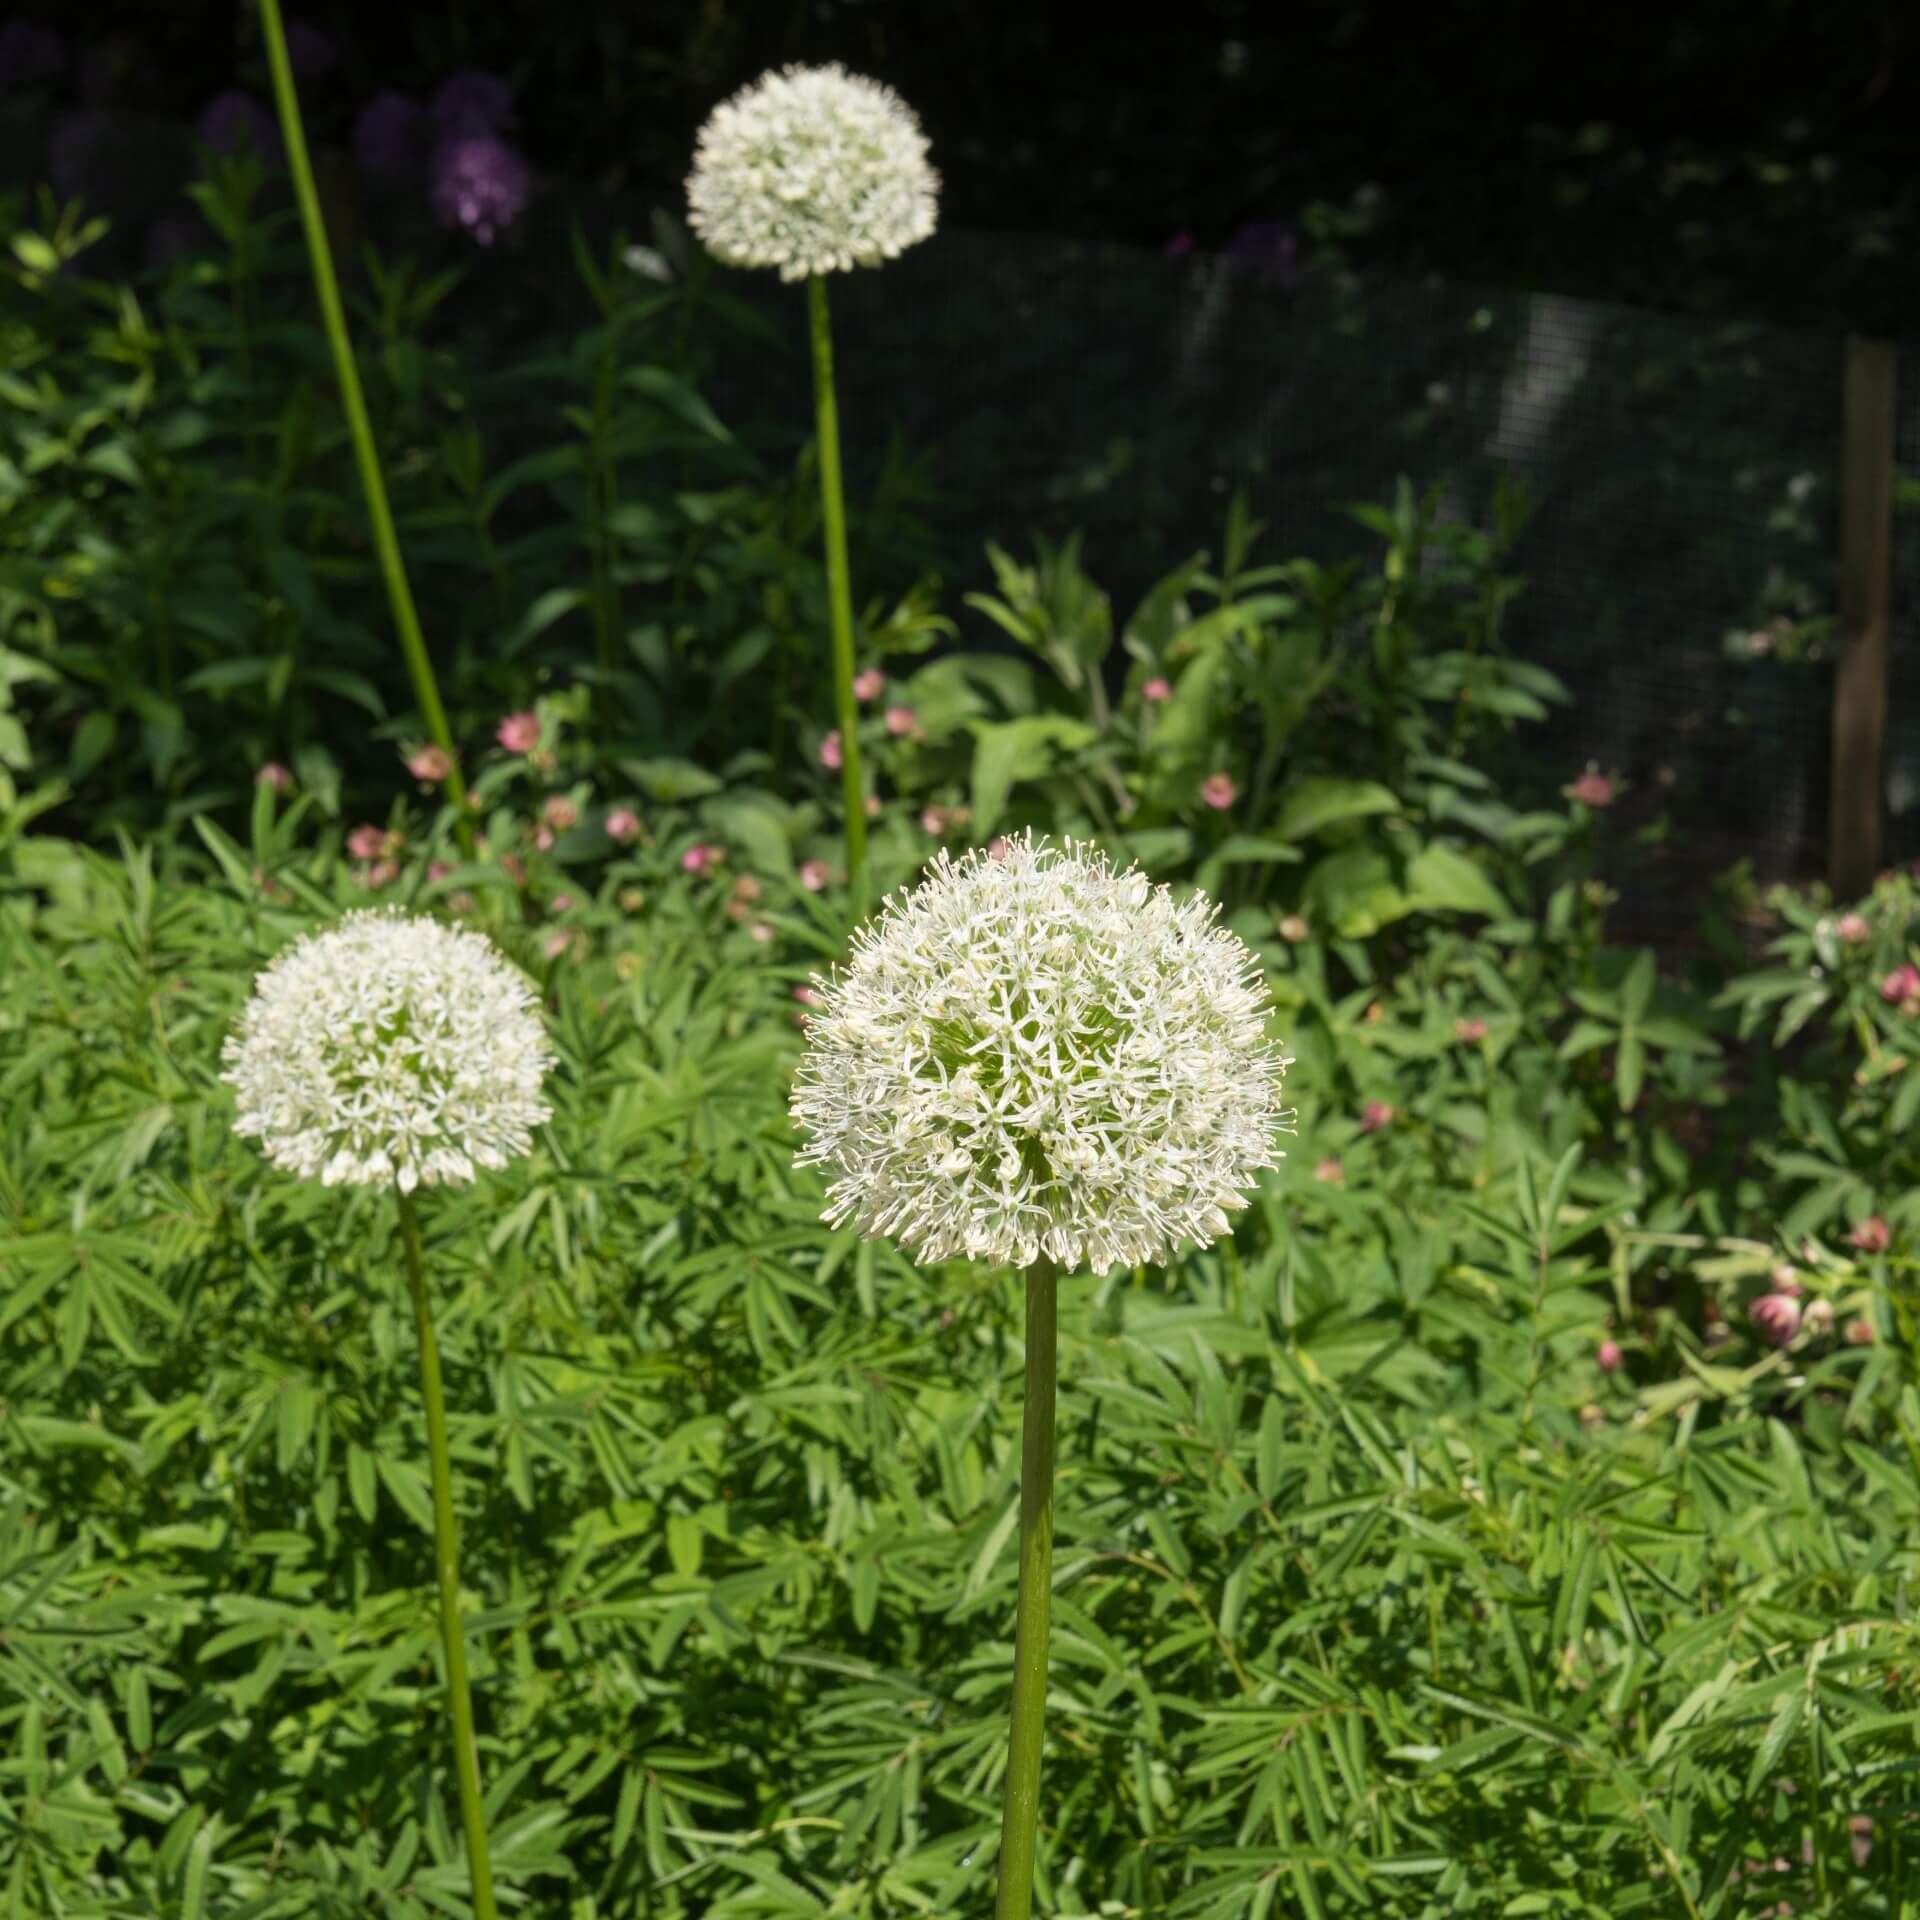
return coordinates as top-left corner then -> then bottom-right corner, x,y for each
1750,1293 -> 1802,1346
884,704 -> 918,737
730,875 -> 763,904
1836,911 -> 1871,943
533,825 -> 555,852
1455,1017 -> 1489,1044
1359,1100 -> 1395,1134
819,730 -> 842,770
1312,1158 -> 1345,1185
1849,1214 -> 1891,1253
920,806 -> 949,835
853,668 -> 886,701
1569,770 -> 1615,808
542,795 -> 578,831
1597,1339 -> 1622,1373
1278,914 -> 1310,943
406,744 -> 453,783
681,844 -> 713,874
550,893 -> 574,913
500,851 -> 526,885
542,929 -> 572,959
365,858 -> 399,891
496,710 -> 540,754
605,807 -> 641,844
987,836 -> 1012,861
1845,1317 -> 1876,1346
1201,772 -> 1237,810
793,984 -> 822,1007
1770,1264 -> 1803,1297
799,859 -> 831,891
427,861 -> 452,883
1850,1815 -> 1874,1867
1879,963 -> 1920,1005
748,920 -> 775,943
346,824 -> 389,860
449,890 -> 476,914
255,762 -> 294,792
865,793 -> 881,817
1142,677 -> 1172,703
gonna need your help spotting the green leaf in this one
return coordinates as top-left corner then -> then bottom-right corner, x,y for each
1271,777 -> 1401,842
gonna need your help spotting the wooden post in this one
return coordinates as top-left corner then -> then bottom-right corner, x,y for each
1828,336 -> 1895,904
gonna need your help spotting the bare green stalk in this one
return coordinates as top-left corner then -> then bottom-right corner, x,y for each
993,1254 -> 1059,1920
257,0 -> 474,856
397,1191 -> 499,1920
806,274 -> 870,921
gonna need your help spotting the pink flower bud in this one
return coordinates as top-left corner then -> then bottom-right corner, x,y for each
1455,1016 -> 1489,1043
1836,911 -> 1871,943
1569,770 -> 1615,808
852,668 -> 885,701
550,893 -> 573,913
1849,1214 -> 1891,1253
533,826 -> 554,852
731,873 -> 763,902
884,704 -> 918,737
605,807 -> 641,843
365,858 -> 399,890
1801,1298 -> 1834,1336
987,836 -> 1011,861
346,824 -> 388,860
496,710 -> 540,753
407,744 -> 453,782
427,861 -> 452,883
920,806 -> 949,835
1879,964 -> 1920,1006
1597,1338 -> 1622,1372
681,844 -> 713,874
542,929 -> 572,959
1142,677 -> 1172,703
793,984 -> 822,1006
542,795 -> 578,831
798,859 -> 831,891
1750,1293 -> 1802,1346
1845,1316 -> 1876,1345
749,920 -> 775,943
1278,914 -> 1310,943
819,730 -> 842,770
1201,771 -> 1237,810
865,793 -> 881,816
1359,1100 -> 1395,1134
255,761 -> 294,792
1312,1158 -> 1344,1185
1769,1264 -> 1803,1296
499,851 -> 525,885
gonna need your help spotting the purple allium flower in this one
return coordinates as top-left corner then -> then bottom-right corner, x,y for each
49,110 -> 105,202
431,69 -> 514,137
1223,219 -> 1298,286
284,19 -> 337,79
352,90 -> 428,183
198,91 -> 280,166
0,21 -> 66,96
429,132 -> 530,245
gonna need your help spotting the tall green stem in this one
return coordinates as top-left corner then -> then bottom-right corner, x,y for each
806,273 -> 870,921
994,1254 -> 1059,1920
397,1192 -> 499,1920
257,0 -> 474,858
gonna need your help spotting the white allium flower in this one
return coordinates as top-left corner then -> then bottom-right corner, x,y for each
222,909 -> 554,1194
790,831 -> 1292,1274
686,62 -> 938,282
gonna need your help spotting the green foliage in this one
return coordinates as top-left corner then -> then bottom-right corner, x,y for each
2,771 -> 1917,1914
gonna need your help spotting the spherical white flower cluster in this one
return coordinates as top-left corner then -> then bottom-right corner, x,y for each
686,62 -> 938,282
790,831 -> 1292,1273
222,909 -> 554,1194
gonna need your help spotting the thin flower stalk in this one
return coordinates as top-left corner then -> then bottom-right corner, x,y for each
257,0 -> 473,856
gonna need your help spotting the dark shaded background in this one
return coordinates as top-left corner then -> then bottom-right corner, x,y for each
11,0 -> 1915,336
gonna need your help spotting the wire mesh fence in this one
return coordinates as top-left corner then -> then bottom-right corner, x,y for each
700,225 -> 1916,948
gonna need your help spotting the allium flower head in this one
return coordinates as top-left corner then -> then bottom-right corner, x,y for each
430,132 -> 530,245
686,62 -> 939,282
790,829 -> 1291,1273
222,909 -> 553,1193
